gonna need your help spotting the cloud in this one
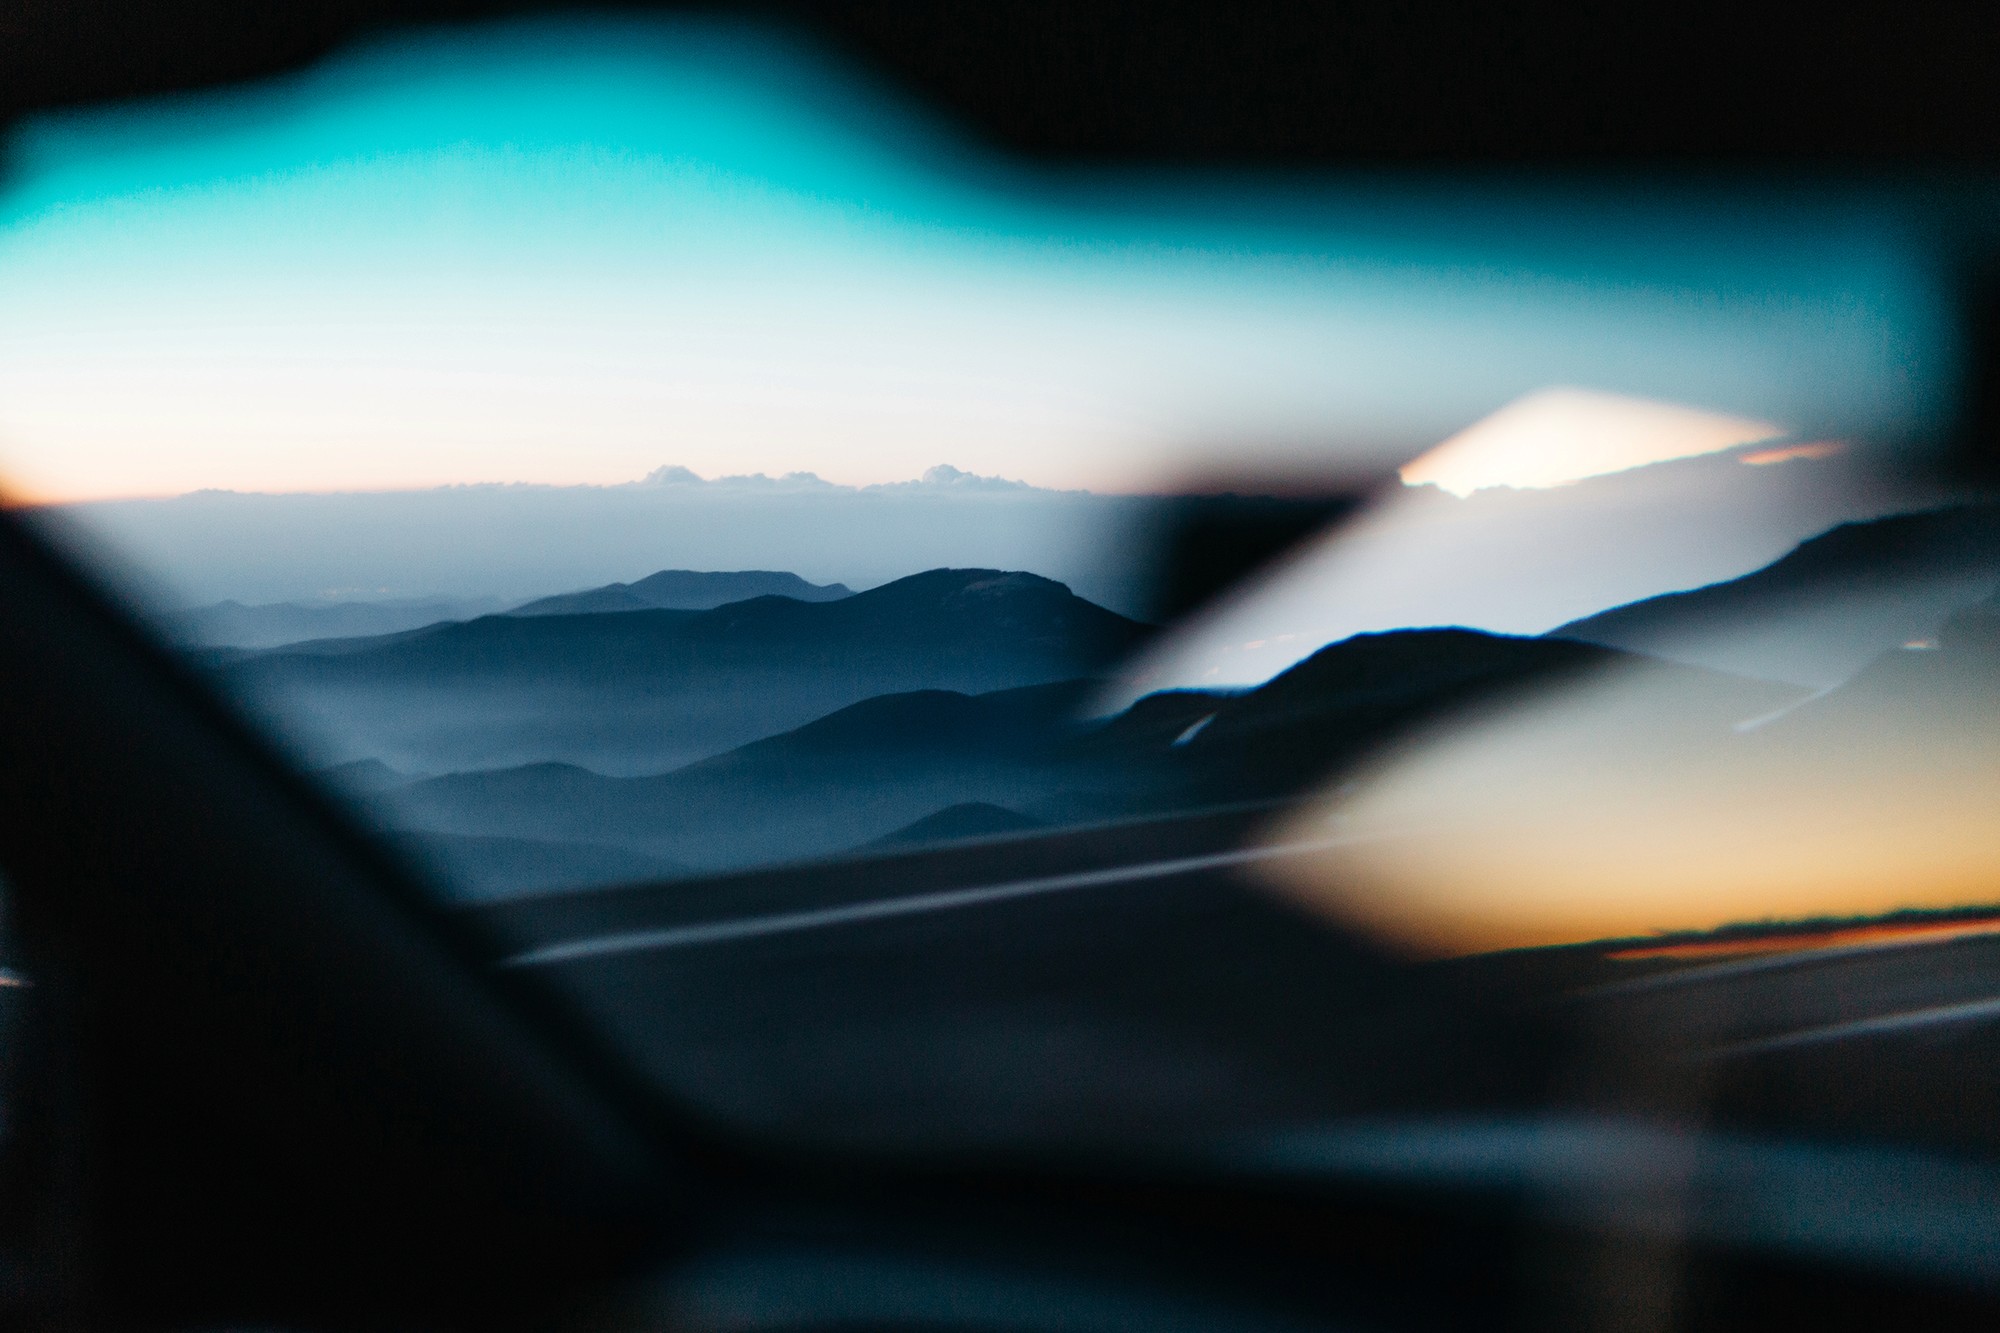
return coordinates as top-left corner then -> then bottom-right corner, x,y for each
634,462 -> 1044,494
638,464 -> 834,489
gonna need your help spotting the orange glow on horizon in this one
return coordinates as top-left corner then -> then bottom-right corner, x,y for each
1740,440 -> 1845,466
0,474 -> 52,509
1603,916 -> 2000,961
1255,658 -> 2000,959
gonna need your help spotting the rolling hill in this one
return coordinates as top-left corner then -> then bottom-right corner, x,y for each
379,679 -> 1099,872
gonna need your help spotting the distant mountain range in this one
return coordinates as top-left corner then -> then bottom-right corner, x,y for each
222,568 -> 1149,775
172,595 -> 507,649
507,568 -> 851,616
65,467 -> 1144,617
366,625 -> 1794,892
172,567 -> 854,648
377,679 -> 1098,875
1551,501 -> 2000,686
218,502 -> 2000,906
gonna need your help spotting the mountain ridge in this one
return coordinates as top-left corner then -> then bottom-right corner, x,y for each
374,626 -> 1793,883
225,568 -> 1149,776
1550,501 -> 2000,686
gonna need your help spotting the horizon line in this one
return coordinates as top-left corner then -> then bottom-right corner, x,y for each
5,462 -> 1120,507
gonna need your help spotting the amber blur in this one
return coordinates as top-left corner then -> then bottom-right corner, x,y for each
1259,634 -> 2000,956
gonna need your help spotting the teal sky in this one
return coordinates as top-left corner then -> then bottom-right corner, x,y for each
0,15 -> 1959,501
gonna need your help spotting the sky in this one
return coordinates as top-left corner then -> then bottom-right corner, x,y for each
45,467 -> 1157,612
0,14 -> 1961,504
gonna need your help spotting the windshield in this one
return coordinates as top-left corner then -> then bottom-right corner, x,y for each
6,15 -> 2000,1196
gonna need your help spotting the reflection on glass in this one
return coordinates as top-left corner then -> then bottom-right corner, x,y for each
1103,389 -> 1955,705
1245,464 -> 2000,957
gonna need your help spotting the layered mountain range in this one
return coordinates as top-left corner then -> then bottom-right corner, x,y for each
356,627 -> 1795,892
174,595 -> 507,649
189,499 -> 2000,899
175,568 -> 856,647
219,568 -> 1148,777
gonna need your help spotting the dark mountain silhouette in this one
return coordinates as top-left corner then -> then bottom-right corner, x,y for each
220,569 -> 1149,775
870,803 -> 1045,846
1161,629 -> 1623,802
372,627 -> 1792,887
1550,502 -> 2000,687
508,568 -> 852,617
706,679 -> 1093,763
172,595 -> 504,648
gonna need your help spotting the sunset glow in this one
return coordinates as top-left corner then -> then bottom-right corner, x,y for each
1256,659 -> 2000,957
1742,440 -> 1846,466
1603,917 -> 2000,961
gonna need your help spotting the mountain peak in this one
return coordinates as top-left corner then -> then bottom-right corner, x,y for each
858,568 -> 1077,605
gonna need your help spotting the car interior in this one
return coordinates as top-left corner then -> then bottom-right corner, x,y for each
5,4 -> 2000,1331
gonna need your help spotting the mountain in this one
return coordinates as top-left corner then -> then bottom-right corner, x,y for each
370,627 -> 1794,889
381,680 -> 1097,871
220,569 -> 1149,775
508,568 -> 851,617
1103,442 -> 1966,705
1550,502 -> 2000,687
1150,629 -> 1621,802
171,595 -> 506,649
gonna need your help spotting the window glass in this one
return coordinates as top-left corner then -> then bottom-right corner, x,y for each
0,17 -> 1954,901
9,16 -> 2000,1182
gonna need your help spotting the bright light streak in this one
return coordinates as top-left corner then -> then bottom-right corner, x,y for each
1399,387 -> 1781,497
